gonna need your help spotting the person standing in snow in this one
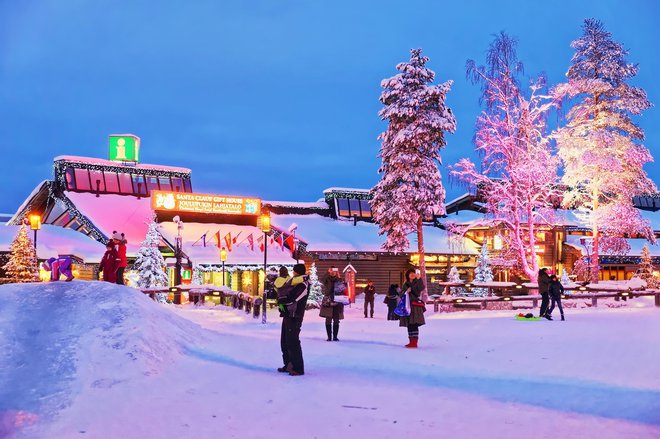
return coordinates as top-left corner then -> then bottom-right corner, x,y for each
386,284 -> 400,321
547,274 -> 565,321
363,279 -> 376,318
99,241 -> 119,283
319,266 -> 344,341
399,269 -> 426,348
538,268 -> 551,318
112,231 -> 127,285
275,266 -> 292,373
277,263 -> 309,376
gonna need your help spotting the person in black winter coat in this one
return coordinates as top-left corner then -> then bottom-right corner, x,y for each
363,280 -> 376,318
276,263 -> 309,376
547,274 -> 565,321
386,284 -> 400,321
538,268 -> 551,318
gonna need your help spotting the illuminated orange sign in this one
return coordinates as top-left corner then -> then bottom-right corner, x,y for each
151,190 -> 261,216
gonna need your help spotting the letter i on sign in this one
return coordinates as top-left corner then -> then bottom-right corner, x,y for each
116,138 -> 127,160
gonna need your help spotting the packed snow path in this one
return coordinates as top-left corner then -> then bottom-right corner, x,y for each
1,282 -> 659,438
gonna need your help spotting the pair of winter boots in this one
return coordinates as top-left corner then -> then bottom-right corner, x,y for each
277,364 -> 304,376
325,323 -> 339,341
543,313 -> 565,321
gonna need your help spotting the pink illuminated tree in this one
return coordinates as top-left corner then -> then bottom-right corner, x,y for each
371,48 -> 456,284
450,33 -> 559,282
553,19 -> 656,283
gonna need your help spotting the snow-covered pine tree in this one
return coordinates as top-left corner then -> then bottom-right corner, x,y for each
134,217 -> 169,289
560,269 -> 570,286
553,19 -> 657,283
473,242 -> 493,296
307,262 -> 323,307
447,266 -> 462,296
371,48 -> 456,285
638,244 -> 658,289
3,220 -> 39,283
192,264 -> 204,285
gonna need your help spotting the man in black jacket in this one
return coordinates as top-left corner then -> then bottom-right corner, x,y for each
277,263 -> 309,376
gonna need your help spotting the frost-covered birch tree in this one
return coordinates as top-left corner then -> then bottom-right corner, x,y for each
135,217 -> 169,289
371,48 -> 456,285
451,33 -> 559,282
553,19 -> 656,283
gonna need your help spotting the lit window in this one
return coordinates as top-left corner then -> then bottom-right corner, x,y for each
74,169 -> 91,191
65,167 -> 76,190
158,177 -> 172,191
349,199 -> 360,216
360,200 -> 372,218
132,174 -> 148,195
493,235 -> 503,250
171,177 -> 183,192
183,179 -> 192,192
89,170 -> 105,192
118,173 -> 133,194
337,199 -> 350,217
146,176 -> 159,193
104,172 -> 120,193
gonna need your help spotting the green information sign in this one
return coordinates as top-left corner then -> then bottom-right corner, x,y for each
182,269 -> 192,280
108,134 -> 140,162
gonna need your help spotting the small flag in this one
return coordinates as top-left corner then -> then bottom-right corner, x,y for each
202,233 -> 207,247
277,233 -> 284,251
224,233 -> 232,252
215,231 -> 221,248
284,235 -> 295,256
247,233 -> 254,251
233,231 -> 242,244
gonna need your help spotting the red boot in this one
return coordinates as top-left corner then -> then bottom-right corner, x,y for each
405,337 -> 418,348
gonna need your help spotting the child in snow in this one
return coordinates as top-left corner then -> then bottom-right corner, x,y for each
42,256 -> 74,281
112,231 -> 127,285
99,241 -> 119,283
547,274 -> 565,321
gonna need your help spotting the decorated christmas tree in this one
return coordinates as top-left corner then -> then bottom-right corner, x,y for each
3,221 -> 39,283
308,262 -> 323,306
447,266 -> 463,296
134,217 -> 169,289
473,243 -> 493,297
191,264 -> 204,285
638,244 -> 658,289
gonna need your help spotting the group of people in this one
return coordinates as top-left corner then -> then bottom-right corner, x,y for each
99,231 -> 128,285
273,265 -> 429,377
537,267 -> 565,321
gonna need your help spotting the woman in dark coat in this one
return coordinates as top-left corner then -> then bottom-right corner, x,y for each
319,266 -> 344,341
538,268 -> 551,318
547,274 -> 565,321
386,284 -> 400,321
399,269 -> 426,348
99,241 -> 119,283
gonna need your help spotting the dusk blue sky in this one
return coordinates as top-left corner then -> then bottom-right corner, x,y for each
1,0 -> 658,213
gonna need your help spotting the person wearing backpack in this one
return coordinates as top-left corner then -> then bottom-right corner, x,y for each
275,267 -> 292,373
276,264 -> 309,376
399,269 -> 426,348
319,266 -> 345,341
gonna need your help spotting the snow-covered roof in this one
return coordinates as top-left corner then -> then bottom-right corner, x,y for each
270,213 -> 479,254
0,223 -> 106,262
322,187 -> 370,194
262,200 -> 329,209
158,221 -> 296,265
65,191 -> 154,257
54,155 -> 192,174
8,180 -> 50,225
564,235 -> 660,256
438,209 -> 487,227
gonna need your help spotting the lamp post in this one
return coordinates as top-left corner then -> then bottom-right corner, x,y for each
173,215 -> 183,304
260,211 -> 271,324
29,214 -> 41,250
220,247 -> 227,286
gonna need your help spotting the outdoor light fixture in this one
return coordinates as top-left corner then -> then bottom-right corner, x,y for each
464,283 -> 472,288
515,284 -> 523,289
454,298 -> 464,303
220,247 -> 227,286
579,286 -> 587,291
503,297 -> 511,301
28,214 -> 41,250
260,210 -> 271,324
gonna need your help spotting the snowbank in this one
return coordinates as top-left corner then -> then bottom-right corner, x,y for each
0,281 -> 204,438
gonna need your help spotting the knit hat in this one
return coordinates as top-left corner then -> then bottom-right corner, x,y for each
112,232 -> 123,240
293,263 -> 306,276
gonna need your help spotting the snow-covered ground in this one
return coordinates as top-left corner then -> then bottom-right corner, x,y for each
1,282 -> 659,439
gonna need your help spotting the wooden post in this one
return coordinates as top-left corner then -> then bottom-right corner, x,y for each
592,296 -> 598,308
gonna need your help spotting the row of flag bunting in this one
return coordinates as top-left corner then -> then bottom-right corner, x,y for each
195,229 -> 296,256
